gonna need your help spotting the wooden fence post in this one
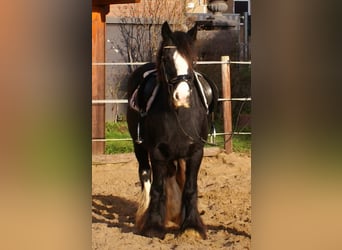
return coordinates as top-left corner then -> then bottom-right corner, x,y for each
92,5 -> 108,154
221,56 -> 233,153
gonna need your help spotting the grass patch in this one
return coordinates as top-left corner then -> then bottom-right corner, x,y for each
105,121 -> 251,154
105,122 -> 133,154
232,134 -> 251,153
207,132 -> 251,154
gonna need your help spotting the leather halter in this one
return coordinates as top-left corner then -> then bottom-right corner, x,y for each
161,46 -> 193,95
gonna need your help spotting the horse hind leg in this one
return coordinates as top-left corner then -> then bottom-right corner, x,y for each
176,159 -> 186,192
165,159 -> 186,228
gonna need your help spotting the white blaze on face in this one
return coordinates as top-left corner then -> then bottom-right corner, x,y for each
173,51 -> 189,75
173,51 -> 190,108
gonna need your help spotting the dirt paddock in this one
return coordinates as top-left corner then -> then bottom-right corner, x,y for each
92,151 -> 251,249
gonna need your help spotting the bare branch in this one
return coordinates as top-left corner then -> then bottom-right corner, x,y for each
116,0 -> 187,65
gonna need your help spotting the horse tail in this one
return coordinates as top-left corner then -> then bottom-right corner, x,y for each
165,159 -> 186,228
135,177 -> 151,231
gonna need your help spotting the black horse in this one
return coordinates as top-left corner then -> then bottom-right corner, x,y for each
126,21 -> 218,239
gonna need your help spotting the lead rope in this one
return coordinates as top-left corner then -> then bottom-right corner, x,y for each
173,110 -> 218,146
173,99 -> 249,147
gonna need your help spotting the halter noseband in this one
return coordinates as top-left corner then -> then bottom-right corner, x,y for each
169,74 -> 192,84
163,45 -> 177,49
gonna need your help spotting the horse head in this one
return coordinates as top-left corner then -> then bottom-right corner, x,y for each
157,21 -> 198,109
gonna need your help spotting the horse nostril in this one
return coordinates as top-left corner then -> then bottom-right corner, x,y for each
175,93 -> 180,100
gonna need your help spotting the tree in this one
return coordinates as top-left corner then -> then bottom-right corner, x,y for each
112,0 -> 188,72
105,1 -> 190,121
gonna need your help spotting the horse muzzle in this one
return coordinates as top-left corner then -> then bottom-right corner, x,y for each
173,81 -> 190,108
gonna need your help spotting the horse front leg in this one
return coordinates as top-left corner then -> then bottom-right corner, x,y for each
134,143 -> 152,231
181,148 -> 207,239
140,158 -> 167,239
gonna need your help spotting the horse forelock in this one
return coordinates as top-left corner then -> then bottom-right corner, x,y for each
157,31 -> 196,74
172,32 -> 196,68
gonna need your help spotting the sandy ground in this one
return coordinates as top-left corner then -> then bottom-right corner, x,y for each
92,151 -> 251,249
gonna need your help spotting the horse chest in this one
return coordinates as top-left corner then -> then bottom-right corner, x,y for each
145,117 -> 202,160
151,140 -> 197,161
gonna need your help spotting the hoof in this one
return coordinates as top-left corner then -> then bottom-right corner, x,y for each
180,224 -> 207,240
141,226 -> 166,239
181,228 -> 202,239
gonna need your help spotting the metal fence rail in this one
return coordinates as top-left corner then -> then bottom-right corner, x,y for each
92,60 -> 251,66
92,97 -> 251,104
92,131 -> 251,142
91,59 -> 251,145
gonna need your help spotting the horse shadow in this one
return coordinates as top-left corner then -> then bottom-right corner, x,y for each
92,194 -> 251,239
206,224 -> 251,239
92,194 -> 138,234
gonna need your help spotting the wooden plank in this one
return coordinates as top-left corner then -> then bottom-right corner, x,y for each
92,153 -> 136,165
93,0 -> 140,5
221,56 -> 233,153
204,147 -> 222,157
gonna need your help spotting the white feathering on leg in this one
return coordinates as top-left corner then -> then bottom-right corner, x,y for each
135,180 -> 151,231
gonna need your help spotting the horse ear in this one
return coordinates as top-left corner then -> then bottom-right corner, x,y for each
161,21 -> 172,40
187,23 -> 197,41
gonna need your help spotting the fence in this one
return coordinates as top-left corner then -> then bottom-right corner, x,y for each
92,56 -> 251,153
